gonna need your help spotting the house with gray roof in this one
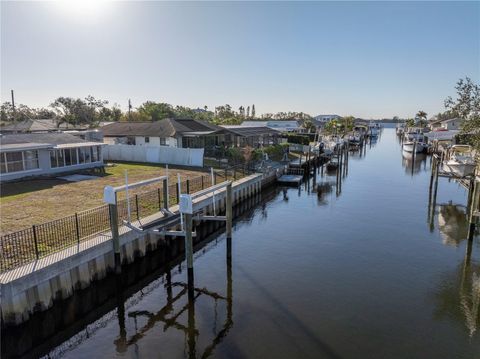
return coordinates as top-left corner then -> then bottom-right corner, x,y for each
0,119 -> 88,133
0,133 -> 104,181
102,119 -> 224,149
240,120 -> 304,133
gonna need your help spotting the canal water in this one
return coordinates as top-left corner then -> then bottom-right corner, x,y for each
9,129 -> 480,358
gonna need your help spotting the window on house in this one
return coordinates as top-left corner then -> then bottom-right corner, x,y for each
70,148 -> 78,165
24,150 -> 39,170
50,150 -> 58,168
78,148 -> 85,164
1,150 -> 40,173
0,154 -> 6,174
160,138 -> 166,146
6,152 -> 24,172
145,137 -> 150,143
78,147 -> 91,164
91,146 -> 98,162
57,149 -> 65,167
97,146 -> 102,160
65,148 -> 72,166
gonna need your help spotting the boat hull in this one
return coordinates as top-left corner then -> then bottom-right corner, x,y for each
402,142 -> 424,153
442,162 -> 476,178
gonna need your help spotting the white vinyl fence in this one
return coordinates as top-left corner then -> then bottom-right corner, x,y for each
103,145 -> 204,167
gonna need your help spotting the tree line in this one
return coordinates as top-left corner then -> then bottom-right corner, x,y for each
1,97 -> 315,128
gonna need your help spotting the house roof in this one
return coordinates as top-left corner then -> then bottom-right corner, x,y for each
0,119 -> 89,133
221,126 -> 281,137
0,119 -> 56,133
314,115 -> 341,120
0,132 -> 91,149
430,117 -> 461,125
102,119 -> 223,137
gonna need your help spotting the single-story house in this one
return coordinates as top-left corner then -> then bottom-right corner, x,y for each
429,118 -> 463,131
240,120 -> 304,133
102,119 -> 224,149
314,114 -> 341,123
220,126 -> 282,147
0,119 -> 88,133
0,133 -> 104,181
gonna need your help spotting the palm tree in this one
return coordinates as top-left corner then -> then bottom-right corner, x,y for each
416,110 -> 427,120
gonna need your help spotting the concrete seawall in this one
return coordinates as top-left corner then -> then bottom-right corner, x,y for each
1,171 -> 281,326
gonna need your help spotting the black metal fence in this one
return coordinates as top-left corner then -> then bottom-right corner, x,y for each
0,165 -> 253,273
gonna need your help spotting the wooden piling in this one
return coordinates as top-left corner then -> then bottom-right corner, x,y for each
467,179 -> 479,241
184,212 -> 194,298
226,182 -> 233,242
225,182 -> 233,261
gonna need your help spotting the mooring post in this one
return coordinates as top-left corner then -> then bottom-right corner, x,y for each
162,178 -> 169,210
108,200 -> 121,274
412,140 -> 417,163
226,182 -> 233,262
430,154 -> 440,228
429,155 -> 436,192
467,178 -> 479,241
184,212 -> 194,299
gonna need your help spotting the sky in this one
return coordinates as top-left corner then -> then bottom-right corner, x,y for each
1,1 -> 479,119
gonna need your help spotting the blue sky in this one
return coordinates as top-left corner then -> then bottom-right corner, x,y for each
1,1 -> 479,118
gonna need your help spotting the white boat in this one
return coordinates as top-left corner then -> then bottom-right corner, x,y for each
396,124 -> 405,136
402,130 -> 426,153
325,135 -> 344,153
368,122 -> 379,137
442,145 -> 477,178
347,133 -> 361,146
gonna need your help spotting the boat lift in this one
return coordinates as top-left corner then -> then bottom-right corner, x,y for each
103,171 -> 234,292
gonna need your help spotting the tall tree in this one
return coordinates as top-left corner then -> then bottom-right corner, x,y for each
416,110 -> 427,120
50,96 -> 108,126
251,104 -> 256,118
137,101 -> 175,121
246,106 -> 250,118
445,77 -> 480,149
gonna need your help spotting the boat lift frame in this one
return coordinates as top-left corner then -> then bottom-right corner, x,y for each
103,174 -> 234,289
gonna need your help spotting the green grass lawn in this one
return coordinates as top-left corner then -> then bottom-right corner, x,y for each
0,162 -> 211,235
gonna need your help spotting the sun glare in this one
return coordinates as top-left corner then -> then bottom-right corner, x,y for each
55,0 -> 108,20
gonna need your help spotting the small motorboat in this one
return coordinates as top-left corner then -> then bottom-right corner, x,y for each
402,130 -> 426,153
396,124 -> 405,136
347,132 -> 361,146
368,122 -> 380,137
442,145 -> 477,178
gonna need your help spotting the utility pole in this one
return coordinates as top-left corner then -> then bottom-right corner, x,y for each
11,90 -> 16,122
128,99 -> 132,121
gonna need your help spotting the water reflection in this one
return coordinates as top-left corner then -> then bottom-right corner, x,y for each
117,238 -> 234,359
437,202 -> 469,247
315,181 -> 335,205
402,151 -> 428,175
434,241 -> 480,338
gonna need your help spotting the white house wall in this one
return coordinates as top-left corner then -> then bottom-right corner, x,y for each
103,144 -> 204,167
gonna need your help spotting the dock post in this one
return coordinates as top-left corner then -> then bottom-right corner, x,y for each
430,154 -> 440,230
162,178 -> 169,210
467,176 -> 475,211
108,200 -> 121,274
226,182 -> 233,258
184,212 -> 194,299
467,178 -> 479,241
412,140 -> 417,163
